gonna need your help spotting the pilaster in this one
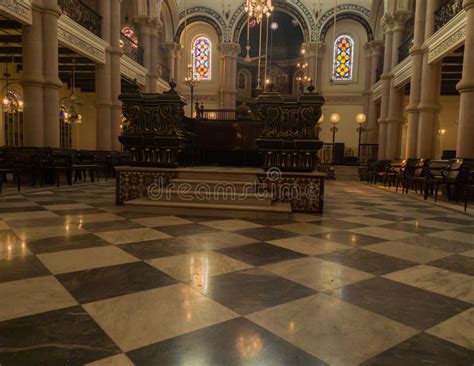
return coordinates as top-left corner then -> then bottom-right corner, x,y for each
221,42 -> 240,109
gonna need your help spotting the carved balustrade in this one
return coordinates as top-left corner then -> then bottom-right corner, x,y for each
57,0 -> 101,37
120,33 -> 144,65
398,34 -> 413,63
434,0 -> 463,32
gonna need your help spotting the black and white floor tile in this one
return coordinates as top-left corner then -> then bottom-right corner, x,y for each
0,180 -> 473,365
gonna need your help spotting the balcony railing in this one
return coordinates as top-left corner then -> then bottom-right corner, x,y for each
58,0 -> 101,37
398,34 -> 413,63
120,33 -> 144,65
434,0 -> 463,32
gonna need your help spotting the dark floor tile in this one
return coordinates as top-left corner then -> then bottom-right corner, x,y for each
331,277 -> 472,330
114,211 -> 165,219
312,231 -> 385,246
5,217 -> 67,229
428,216 -> 474,226
351,201 -> 384,207
52,208 -> 104,216
34,199 -> 79,205
0,206 -> 46,213
313,219 -> 366,230
379,222 -> 440,235
0,306 -> 120,365
57,262 -> 177,303
157,223 -> 219,237
235,227 -> 299,242
457,226 -> 474,235
82,220 -> 144,233
176,215 -> 225,222
118,237 -> 194,260
245,218 -> 297,226
402,235 -> 474,254
317,249 -> 416,275
0,255 -> 50,283
365,213 -> 414,222
217,242 -> 305,266
428,255 -> 474,276
192,268 -> 315,315
361,333 -> 474,366
128,317 -> 326,366
26,233 -> 110,254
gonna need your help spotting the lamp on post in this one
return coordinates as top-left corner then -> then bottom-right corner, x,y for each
355,112 -> 367,161
184,64 -> 199,117
330,112 -> 340,164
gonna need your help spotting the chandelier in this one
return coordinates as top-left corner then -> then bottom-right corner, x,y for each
60,58 -> 82,124
245,0 -> 274,23
1,60 -> 23,114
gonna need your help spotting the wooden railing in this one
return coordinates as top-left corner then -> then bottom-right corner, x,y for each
434,0 -> 463,32
196,108 -> 237,121
58,0 -> 101,37
120,33 -> 144,65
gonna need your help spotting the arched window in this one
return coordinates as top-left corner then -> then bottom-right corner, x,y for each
120,26 -> 139,48
192,36 -> 212,80
332,35 -> 355,81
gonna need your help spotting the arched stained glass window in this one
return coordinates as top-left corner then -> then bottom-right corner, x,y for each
332,35 -> 354,81
192,36 -> 212,80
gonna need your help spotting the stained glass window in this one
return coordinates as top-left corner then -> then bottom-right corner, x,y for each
192,36 -> 211,80
332,35 -> 354,81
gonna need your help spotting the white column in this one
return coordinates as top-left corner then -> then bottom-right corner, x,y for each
149,22 -> 159,92
385,13 -> 409,159
366,41 -> 383,144
378,15 -> 394,159
315,43 -> 325,94
96,0 -> 112,150
456,0 -> 474,158
21,0 -> 44,146
110,0 -> 123,151
417,0 -> 442,159
42,0 -> 62,147
405,0 -> 426,158
139,20 -> 152,91
221,43 -> 240,109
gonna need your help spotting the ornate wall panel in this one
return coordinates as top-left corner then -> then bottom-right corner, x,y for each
0,0 -> 32,24
426,9 -> 466,64
58,15 -> 108,64
324,95 -> 363,105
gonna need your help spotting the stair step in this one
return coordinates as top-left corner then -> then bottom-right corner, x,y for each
125,198 -> 292,220
176,170 -> 258,182
147,189 -> 272,206
169,179 -> 257,193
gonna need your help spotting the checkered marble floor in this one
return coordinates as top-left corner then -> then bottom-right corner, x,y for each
0,180 -> 473,365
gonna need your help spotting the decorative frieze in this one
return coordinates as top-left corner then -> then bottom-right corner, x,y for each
324,95 -> 363,105
0,0 -> 32,25
58,15 -> 107,64
426,9 -> 467,64
392,56 -> 412,88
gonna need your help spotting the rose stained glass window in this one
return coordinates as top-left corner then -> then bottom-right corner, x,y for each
192,36 -> 211,80
332,35 -> 354,81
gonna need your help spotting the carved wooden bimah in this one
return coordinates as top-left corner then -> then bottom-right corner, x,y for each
256,85 -> 325,172
118,82 -> 192,167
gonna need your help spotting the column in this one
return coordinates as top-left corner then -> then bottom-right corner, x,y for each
21,0 -> 44,146
366,41 -> 383,144
405,0 -> 426,158
385,13 -> 409,159
110,0 -> 123,151
139,19 -> 152,91
149,22 -> 159,92
163,42 -> 179,80
301,42 -> 323,90
456,0 -> 474,158
42,0 -> 62,147
315,43 -> 325,94
96,0 -> 112,150
417,0 -> 442,158
221,43 -> 240,109
378,15 -> 394,159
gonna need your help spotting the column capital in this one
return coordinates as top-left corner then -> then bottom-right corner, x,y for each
392,11 -> 411,32
364,40 -> 384,56
381,14 -> 395,32
220,42 -> 240,56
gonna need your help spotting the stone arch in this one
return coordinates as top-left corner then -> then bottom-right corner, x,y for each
174,15 -> 224,44
318,4 -> 374,42
230,0 -> 317,43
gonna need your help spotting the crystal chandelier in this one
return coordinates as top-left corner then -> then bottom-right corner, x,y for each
1,60 -> 23,114
245,0 -> 274,23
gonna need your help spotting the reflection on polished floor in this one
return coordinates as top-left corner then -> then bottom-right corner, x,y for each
0,179 -> 473,365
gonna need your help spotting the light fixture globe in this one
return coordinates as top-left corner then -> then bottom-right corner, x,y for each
330,113 -> 341,124
356,112 -> 367,124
